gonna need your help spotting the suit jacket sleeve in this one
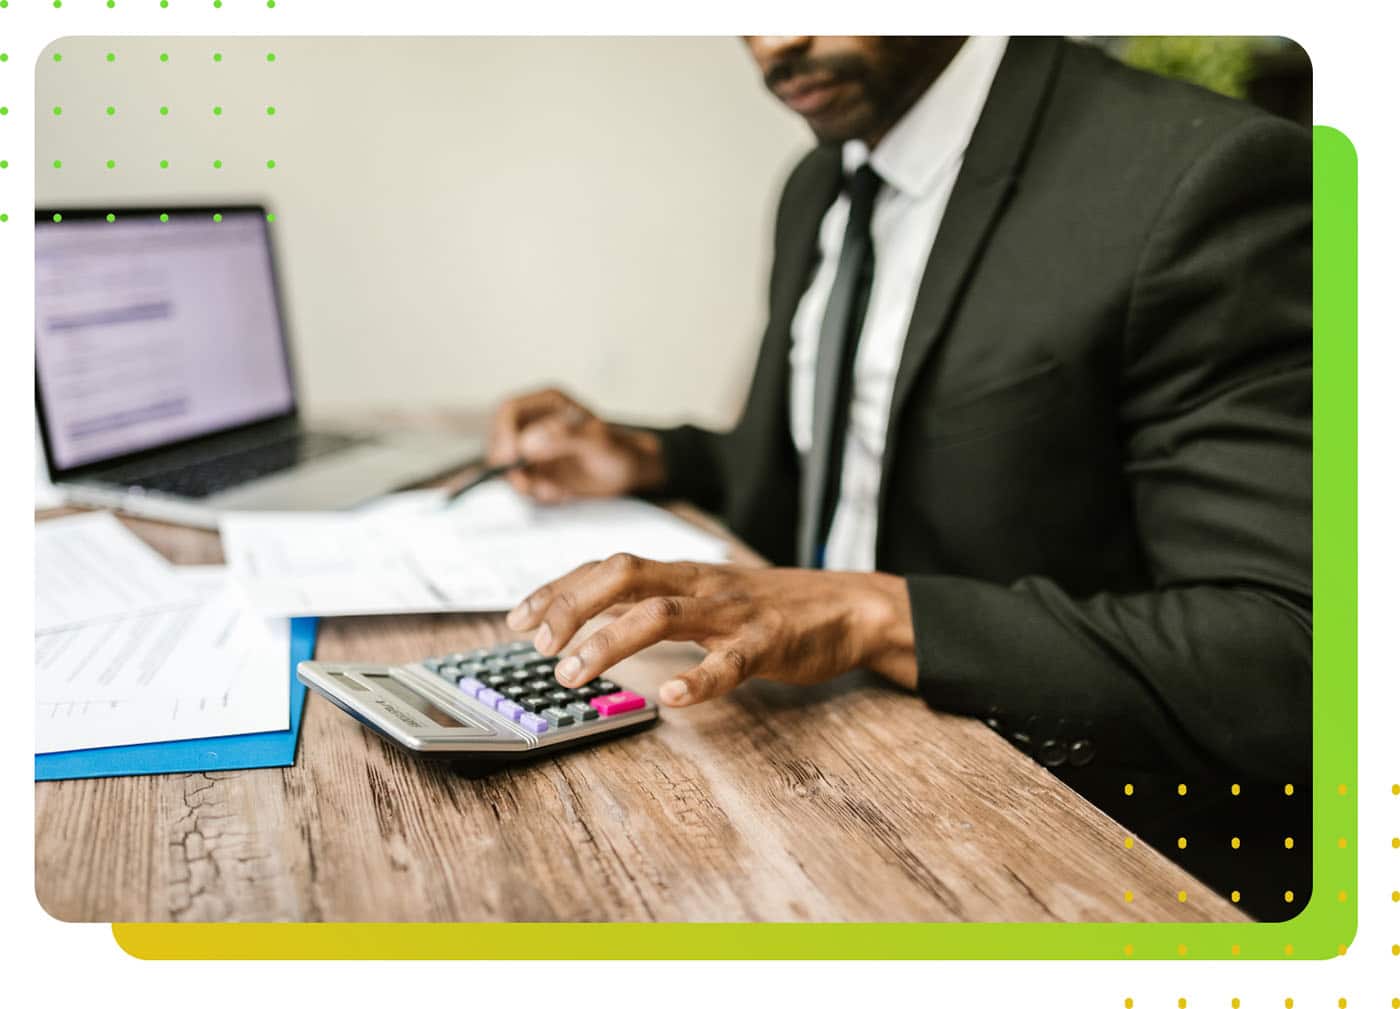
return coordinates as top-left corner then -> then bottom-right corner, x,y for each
908,115 -> 1313,781
643,150 -> 826,534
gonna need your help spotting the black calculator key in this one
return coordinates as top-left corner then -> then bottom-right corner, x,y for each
594,680 -> 618,694
542,707 -> 574,728
548,689 -> 573,704
572,683 -> 599,698
509,668 -> 533,682
502,685 -> 528,699
525,679 -> 553,693
520,696 -> 552,713
483,657 -> 512,673
528,662 -> 556,675
483,673 -> 509,687
566,701 -> 599,722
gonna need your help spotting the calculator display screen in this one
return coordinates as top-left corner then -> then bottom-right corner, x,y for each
374,676 -> 468,728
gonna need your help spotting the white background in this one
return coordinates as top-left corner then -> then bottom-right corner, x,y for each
32,34 -> 811,429
4,1 -> 1396,1006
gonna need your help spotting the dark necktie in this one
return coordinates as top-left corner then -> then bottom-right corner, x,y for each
798,163 -> 882,569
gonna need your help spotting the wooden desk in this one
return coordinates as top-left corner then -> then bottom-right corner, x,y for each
34,503 -> 1245,924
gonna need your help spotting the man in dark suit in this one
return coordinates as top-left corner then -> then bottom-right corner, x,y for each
488,37 -> 1312,918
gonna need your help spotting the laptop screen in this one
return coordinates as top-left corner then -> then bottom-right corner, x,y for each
35,209 -> 295,473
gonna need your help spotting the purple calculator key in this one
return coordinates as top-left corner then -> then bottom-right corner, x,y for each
476,687 -> 503,706
457,677 -> 484,698
518,712 -> 549,733
496,698 -> 523,720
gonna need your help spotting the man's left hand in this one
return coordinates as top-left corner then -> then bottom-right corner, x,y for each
504,555 -> 917,706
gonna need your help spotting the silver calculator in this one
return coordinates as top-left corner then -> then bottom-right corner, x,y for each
297,640 -> 658,764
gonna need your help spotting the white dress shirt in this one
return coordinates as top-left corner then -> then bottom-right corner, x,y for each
789,36 -> 1008,571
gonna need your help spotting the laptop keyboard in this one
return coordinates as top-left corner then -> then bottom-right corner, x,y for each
120,431 -> 361,498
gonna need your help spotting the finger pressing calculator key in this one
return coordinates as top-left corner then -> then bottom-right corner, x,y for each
297,638 -> 659,765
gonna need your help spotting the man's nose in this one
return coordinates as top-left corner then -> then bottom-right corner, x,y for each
745,36 -> 814,70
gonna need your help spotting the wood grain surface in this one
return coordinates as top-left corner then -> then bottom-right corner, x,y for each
34,504 -> 1246,924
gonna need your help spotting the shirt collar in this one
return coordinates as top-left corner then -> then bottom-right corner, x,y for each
841,36 -> 1009,199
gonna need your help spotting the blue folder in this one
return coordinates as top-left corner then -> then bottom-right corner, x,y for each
35,617 -> 318,781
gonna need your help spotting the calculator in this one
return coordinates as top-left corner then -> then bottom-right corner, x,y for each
297,640 -> 658,764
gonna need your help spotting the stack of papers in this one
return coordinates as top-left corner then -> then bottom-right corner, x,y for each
35,485 -> 725,774
221,482 -> 730,618
35,513 -> 291,755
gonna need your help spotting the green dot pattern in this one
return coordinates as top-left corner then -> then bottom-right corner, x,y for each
0,161 -> 8,169
160,213 -> 169,222
0,107 -> 7,116
0,54 -> 7,62
53,213 -> 62,223
29,37 -> 282,191
106,213 -> 116,223
0,214 -> 8,223
266,213 -> 276,222
213,213 -> 223,222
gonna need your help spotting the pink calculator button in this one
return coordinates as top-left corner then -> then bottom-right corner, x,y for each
590,690 -> 645,716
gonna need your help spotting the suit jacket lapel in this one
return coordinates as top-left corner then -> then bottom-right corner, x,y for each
878,37 -> 1065,513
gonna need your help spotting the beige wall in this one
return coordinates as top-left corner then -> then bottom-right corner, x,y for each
35,37 -> 813,428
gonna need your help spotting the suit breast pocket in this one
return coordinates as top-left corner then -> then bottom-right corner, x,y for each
914,360 -> 1069,450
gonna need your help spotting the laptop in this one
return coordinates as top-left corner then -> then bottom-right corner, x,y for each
35,204 -> 477,528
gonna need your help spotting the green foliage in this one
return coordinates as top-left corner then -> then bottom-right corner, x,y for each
1119,36 -> 1255,99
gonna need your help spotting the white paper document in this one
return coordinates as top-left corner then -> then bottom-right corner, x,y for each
222,482 -> 731,618
35,567 -> 290,753
35,511 -> 197,633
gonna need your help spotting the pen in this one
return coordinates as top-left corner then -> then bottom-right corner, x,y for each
441,458 -> 529,507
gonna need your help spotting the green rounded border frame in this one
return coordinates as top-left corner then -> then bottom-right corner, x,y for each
108,125 -> 1357,961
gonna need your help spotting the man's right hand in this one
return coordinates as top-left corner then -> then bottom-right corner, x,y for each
487,388 -> 667,503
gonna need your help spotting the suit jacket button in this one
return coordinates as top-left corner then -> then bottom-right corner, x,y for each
1038,739 -> 1068,767
1069,739 -> 1095,766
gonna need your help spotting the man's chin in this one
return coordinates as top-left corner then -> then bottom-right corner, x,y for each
801,104 -> 877,147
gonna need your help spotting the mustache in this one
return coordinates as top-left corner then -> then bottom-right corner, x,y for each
763,51 -> 868,92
